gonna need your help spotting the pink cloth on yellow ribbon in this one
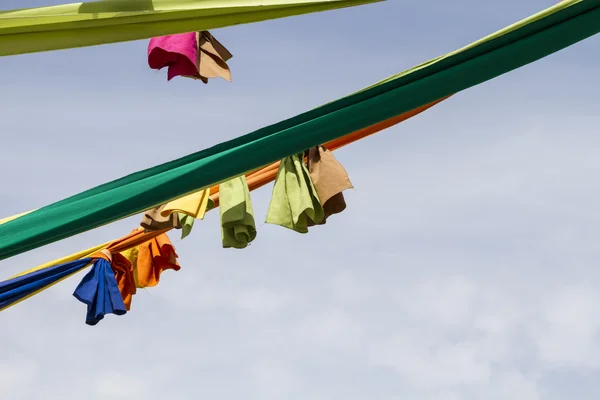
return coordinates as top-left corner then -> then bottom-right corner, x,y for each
148,33 -> 198,80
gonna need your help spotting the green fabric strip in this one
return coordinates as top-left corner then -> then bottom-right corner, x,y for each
0,0 -> 382,56
0,0 -> 598,261
354,0 -> 584,94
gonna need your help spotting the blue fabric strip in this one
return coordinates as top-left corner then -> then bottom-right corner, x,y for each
0,258 -> 92,310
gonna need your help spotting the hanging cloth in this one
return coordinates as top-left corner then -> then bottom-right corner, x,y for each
135,233 -> 180,288
306,146 -> 353,225
220,176 -> 256,249
148,32 -> 198,81
266,153 -> 324,233
73,256 -> 127,326
161,188 -> 215,220
184,31 -> 233,83
178,213 -> 195,239
120,246 -> 139,273
110,253 -> 136,310
118,232 -> 179,289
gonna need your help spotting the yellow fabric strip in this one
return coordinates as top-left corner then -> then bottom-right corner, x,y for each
0,261 -> 94,312
357,0 -> 583,92
0,0 -> 382,56
10,241 -> 109,279
0,210 -> 34,225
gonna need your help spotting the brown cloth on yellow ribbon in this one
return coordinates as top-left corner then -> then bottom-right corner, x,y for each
141,204 -> 181,231
306,146 -> 353,226
184,31 -> 233,84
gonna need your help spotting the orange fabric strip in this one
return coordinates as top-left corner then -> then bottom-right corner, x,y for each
106,228 -> 170,253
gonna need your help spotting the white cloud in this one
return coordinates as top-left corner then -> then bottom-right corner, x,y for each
0,356 -> 39,398
94,372 -> 149,398
394,276 -> 476,326
532,285 -> 600,369
250,359 -> 302,399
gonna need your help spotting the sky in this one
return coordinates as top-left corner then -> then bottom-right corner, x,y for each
1,0 -> 600,399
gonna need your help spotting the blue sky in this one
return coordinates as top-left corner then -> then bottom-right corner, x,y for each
2,0 -> 600,399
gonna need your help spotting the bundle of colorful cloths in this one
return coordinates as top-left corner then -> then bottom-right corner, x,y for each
0,229 -> 179,326
0,144 -> 353,326
0,31 -> 354,326
148,31 -> 233,83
